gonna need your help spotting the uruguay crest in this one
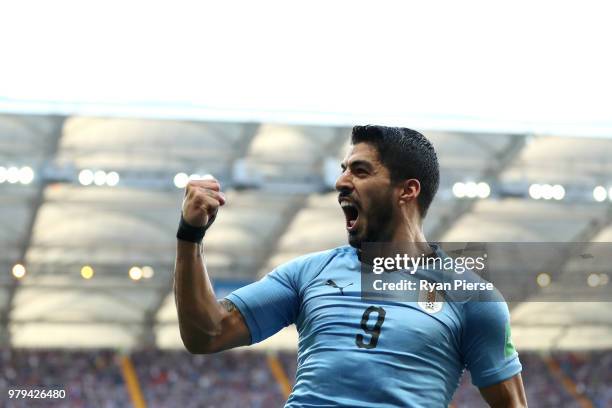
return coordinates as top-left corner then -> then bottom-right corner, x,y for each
418,286 -> 445,314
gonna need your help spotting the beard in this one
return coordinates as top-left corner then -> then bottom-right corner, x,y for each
348,187 -> 396,249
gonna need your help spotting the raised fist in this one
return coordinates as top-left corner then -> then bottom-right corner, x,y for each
181,178 -> 226,228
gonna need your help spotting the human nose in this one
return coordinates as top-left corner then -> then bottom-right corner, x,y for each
335,169 -> 354,194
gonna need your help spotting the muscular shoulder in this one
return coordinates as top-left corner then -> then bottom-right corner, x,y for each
463,297 -> 510,328
269,245 -> 355,288
443,265 -> 508,328
287,245 -> 354,265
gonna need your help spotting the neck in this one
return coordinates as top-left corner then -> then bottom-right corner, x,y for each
388,218 -> 432,258
356,221 -> 433,265
356,210 -> 435,263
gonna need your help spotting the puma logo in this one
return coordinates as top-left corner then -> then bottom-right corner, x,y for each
325,279 -> 353,295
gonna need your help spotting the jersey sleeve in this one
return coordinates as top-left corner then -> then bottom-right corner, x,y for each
225,259 -> 302,344
461,299 -> 522,388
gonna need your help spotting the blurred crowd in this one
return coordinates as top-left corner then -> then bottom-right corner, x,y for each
131,349 -> 282,408
557,351 -> 612,408
1,348 -> 610,407
1,349 -> 127,408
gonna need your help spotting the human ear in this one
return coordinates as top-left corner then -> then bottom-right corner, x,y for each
398,179 -> 420,205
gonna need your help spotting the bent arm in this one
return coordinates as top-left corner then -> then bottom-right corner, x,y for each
479,374 -> 527,408
174,240 -> 250,353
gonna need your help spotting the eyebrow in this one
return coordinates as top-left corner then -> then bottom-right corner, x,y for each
340,159 -> 375,171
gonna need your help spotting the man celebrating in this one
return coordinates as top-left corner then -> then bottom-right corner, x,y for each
174,125 -> 527,407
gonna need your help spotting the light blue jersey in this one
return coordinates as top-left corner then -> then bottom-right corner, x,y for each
226,245 -> 521,407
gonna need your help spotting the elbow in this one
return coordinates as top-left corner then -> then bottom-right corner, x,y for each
183,342 -> 213,355
178,318 -> 222,354
180,331 -> 217,354
176,305 -> 226,354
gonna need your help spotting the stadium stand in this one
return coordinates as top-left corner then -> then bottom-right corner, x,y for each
1,114 -> 612,406
1,349 -> 610,407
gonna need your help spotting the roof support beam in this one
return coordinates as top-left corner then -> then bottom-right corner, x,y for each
429,134 -> 527,241
0,115 -> 65,347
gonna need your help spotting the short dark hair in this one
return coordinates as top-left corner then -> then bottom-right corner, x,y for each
351,125 -> 439,218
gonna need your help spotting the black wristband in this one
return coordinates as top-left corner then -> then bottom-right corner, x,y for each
176,215 -> 208,243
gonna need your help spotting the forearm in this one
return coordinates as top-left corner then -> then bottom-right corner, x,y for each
174,239 -> 227,350
480,374 -> 527,408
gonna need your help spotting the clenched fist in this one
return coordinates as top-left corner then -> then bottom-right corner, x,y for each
182,178 -> 226,229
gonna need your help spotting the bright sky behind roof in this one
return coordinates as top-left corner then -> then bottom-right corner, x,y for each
1,0 -> 611,136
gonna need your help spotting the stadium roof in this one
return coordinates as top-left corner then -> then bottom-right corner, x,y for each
2,1 -> 612,137
1,114 -> 611,350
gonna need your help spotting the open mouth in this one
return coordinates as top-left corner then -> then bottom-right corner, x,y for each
340,201 -> 360,232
